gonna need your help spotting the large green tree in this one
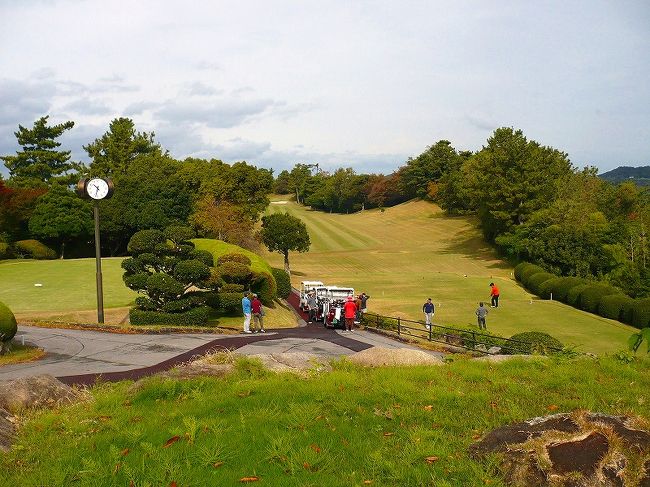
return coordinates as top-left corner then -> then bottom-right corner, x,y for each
464,127 -> 573,240
28,185 -> 93,258
1,116 -> 80,187
259,212 -> 310,274
84,117 -> 161,177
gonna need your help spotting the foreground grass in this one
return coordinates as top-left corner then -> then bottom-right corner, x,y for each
0,344 -> 44,366
2,355 -> 649,486
264,197 -> 636,355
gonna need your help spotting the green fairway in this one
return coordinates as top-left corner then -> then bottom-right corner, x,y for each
0,258 -> 136,315
263,198 -> 636,355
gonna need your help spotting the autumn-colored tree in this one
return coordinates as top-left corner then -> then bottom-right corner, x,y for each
190,195 -> 257,249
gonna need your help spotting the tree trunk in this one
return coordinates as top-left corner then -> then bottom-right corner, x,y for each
284,251 -> 290,275
60,241 -> 65,259
0,341 -> 10,356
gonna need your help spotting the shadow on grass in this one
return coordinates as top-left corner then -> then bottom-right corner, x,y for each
437,226 -> 511,270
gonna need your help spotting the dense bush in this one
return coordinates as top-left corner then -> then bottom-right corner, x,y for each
251,271 -> 276,306
579,285 -> 621,314
213,292 -> 243,314
566,283 -> 590,308
0,242 -> 13,260
552,277 -> 589,303
129,306 -> 210,326
519,264 -> 546,287
189,249 -> 214,267
217,253 -> 252,266
537,277 -> 564,299
221,283 -> 245,293
631,299 -> 650,330
508,331 -> 563,354
0,301 -> 18,355
598,294 -> 635,323
272,267 -> 291,299
126,229 -> 166,254
525,272 -> 556,296
514,262 -> 535,282
218,261 -> 252,284
14,239 -> 57,259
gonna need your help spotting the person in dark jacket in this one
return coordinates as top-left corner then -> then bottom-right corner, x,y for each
360,292 -> 370,313
251,294 -> 265,333
475,302 -> 488,330
422,298 -> 435,329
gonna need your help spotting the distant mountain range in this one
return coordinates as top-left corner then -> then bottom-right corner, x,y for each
599,166 -> 650,186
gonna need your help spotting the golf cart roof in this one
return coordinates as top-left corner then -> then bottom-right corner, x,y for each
301,281 -> 325,286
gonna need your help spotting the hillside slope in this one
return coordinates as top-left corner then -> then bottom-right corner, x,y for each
263,197 -> 635,354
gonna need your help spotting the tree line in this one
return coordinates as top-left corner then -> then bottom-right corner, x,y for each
276,128 -> 650,298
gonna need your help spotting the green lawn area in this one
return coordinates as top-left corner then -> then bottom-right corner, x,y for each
2,355 -> 649,486
264,197 -> 637,355
0,258 -> 136,314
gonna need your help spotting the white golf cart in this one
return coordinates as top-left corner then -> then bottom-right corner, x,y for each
322,286 -> 355,329
299,281 -> 325,311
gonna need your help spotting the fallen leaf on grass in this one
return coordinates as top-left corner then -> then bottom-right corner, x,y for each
240,476 -> 260,482
237,391 -> 251,398
170,482 -> 178,487
213,461 -> 224,468
163,435 -> 181,448
425,456 -> 439,464
310,443 -> 321,453
113,463 -> 121,474
472,434 -> 482,440
383,432 -> 394,437
120,448 -> 130,456
363,481 -> 373,484
129,480 -> 134,487
547,404 -> 559,411
98,415 -> 112,422
423,405 -> 433,411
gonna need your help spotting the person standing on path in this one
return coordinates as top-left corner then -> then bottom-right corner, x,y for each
354,294 -> 363,322
489,283 -> 500,308
343,296 -> 357,332
360,292 -> 370,314
242,292 -> 252,334
306,291 -> 318,324
422,298 -> 435,329
475,302 -> 488,330
251,294 -> 266,333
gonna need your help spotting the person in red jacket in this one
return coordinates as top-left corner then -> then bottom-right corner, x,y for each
489,282 -> 500,308
251,294 -> 266,333
343,295 -> 357,332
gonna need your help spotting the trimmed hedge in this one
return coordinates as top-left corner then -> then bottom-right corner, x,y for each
129,306 -> 210,326
272,267 -> 291,299
537,277 -> 564,300
525,272 -> 556,296
552,277 -> 589,303
631,299 -> 650,330
0,301 -> 18,350
14,239 -> 57,259
598,294 -> 634,323
218,261 -> 252,284
217,253 -> 252,266
508,331 -> 563,355
566,283 -> 591,308
519,264 -> 546,287
0,242 -> 13,259
251,271 -> 276,306
214,292 -> 243,314
514,262 -> 535,282
579,285 -> 621,314
221,283 -> 245,293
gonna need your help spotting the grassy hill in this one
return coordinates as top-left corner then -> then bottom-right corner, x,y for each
263,197 -> 636,354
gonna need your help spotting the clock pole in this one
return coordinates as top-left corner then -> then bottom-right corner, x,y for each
93,201 -> 105,324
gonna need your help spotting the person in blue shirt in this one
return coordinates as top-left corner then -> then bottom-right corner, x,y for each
422,298 -> 435,330
242,292 -> 252,334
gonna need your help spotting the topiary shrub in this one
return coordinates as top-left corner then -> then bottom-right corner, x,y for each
552,277 -> 589,303
514,262 -> 535,282
14,239 -> 57,260
221,283 -> 245,293
0,242 -> 13,260
525,272 -> 556,296
538,277 -> 564,300
213,292 -> 243,315
217,253 -> 252,266
251,271 -> 276,306
598,294 -> 635,323
218,261 -> 252,284
507,331 -> 563,355
630,299 -> 650,330
0,301 -> 18,355
579,284 -> 621,314
519,264 -> 546,287
272,267 -> 291,299
189,249 -> 214,267
566,283 -> 591,308
129,306 -> 210,326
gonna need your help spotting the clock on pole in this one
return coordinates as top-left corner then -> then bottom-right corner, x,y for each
76,177 -> 114,323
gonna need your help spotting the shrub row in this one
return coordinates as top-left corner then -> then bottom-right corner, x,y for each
515,261 -> 650,329
272,267 -> 291,299
129,306 -> 210,326
9,239 -> 57,260
0,243 -> 13,260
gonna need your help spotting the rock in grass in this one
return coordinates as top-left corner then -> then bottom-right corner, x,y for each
349,347 -> 443,367
248,352 -> 331,374
0,407 -> 16,452
470,411 -> 650,486
0,375 -> 82,414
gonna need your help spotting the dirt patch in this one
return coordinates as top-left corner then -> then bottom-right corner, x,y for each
248,352 -> 331,375
349,347 -> 443,367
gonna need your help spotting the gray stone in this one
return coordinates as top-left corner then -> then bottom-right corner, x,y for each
0,374 -> 82,414
487,346 -> 502,355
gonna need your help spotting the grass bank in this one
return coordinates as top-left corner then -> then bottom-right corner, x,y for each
264,197 -> 636,355
1,355 -> 649,486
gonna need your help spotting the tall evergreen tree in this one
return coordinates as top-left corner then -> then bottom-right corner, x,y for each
1,116 -> 79,187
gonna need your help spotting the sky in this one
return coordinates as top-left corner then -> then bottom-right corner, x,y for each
1,0 -> 649,177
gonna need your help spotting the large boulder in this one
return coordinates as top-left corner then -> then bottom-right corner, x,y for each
349,347 -> 443,367
0,301 -> 17,355
0,375 -> 83,414
470,411 -> 650,486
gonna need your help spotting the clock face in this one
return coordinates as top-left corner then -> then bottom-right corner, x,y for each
86,178 -> 110,200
